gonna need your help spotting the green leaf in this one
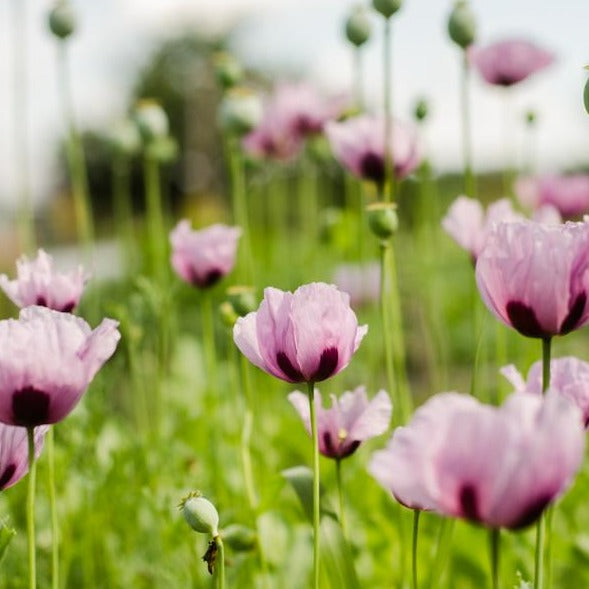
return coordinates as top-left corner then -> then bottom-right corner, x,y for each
0,519 -> 16,566
281,466 -> 337,523
320,514 -> 361,589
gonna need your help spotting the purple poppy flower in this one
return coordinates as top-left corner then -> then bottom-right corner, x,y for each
170,220 -> 241,288
288,387 -> 391,459
325,115 -> 420,185
0,424 -> 48,491
475,221 -> 589,338
502,357 -> 589,427
0,306 -> 120,427
370,391 -> 585,529
333,262 -> 380,308
233,282 -> 368,384
0,249 -> 87,312
515,174 -> 589,218
470,39 -> 554,87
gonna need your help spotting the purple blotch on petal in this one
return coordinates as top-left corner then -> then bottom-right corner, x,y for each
509,494 -> 553,530
560,292 -> 587,334
61,302 -> 75,313
35,296 -> 47,307
360,152 -> 385,184
311,347 -> 339,382
459,484 -> 480,522
323,432 -> 336,457
339,440 -> 361,459
506,301 -> 545,338
12,387 -> 51,427
0,464 -> 16,490
277,352 -> 304,382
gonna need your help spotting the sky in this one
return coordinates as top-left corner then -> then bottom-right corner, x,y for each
1,0 -> 588,211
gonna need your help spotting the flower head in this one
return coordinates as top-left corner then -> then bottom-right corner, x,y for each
288,387 -> 391,459
0,249 -> 87,312
325,115 -> 420,185
0,424 -> 47,491
170,221 -> 241,288
470,39 -> 554,87
370,391 -> 585,529
475,221 -> 589,338
233,283 -> 368,384
0,306 -> 120,427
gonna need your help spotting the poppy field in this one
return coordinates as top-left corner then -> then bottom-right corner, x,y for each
2,1 -> 589,588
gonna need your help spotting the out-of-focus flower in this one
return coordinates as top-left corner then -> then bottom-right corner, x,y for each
502,357 -> 589,427
470,39 -> 554,87
476,221 -> 589,338
325,115 -> 420,186
233,283 -> 368,384
370,391 -> 585,529
242,82 -> 346,161
333,262 -> 380,308
170,221 -> 241,289
515,175 -> 589,218
288,387 -> 391,459
0,249 -> 87,312
0,424 -> 48,491
0,306 -> 120,427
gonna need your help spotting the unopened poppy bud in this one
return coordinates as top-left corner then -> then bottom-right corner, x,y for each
48,1 -> 76,40
180,492 -> 219,536
214,53 -> 243,90
414,98 -> 429,122
227,286 -> 257,317
525,110 -> 537,126
345,6 -> 372,47
146,136 -> 178,163
584,67 -> 589,115
372,0 -> 402,19
222,524 -> 257,552
109,120 -> 141,157
219,302 -> 239,328
448,1 -> 476,49
134,100 -> 169,143
219,88 -> 262,136
367,202 -> 398,239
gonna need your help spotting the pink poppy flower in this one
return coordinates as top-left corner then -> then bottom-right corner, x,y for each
0,306 -> 120,427
475,221 -> 589,338
233,283 -> 368,384
288,387 -> 391,459
170,220 -> 241,288
0,249 -> 87,312
325,115 -> 420,186
470,39 -> 554,87
242,82 -> 346,161
515,175 -> 589,218
502,357 -> 589,427
0,424 -> 48,491
370,391 -> 585,529
333,262 -> 380,308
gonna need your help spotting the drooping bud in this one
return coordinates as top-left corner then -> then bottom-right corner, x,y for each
109,120 -> 141,158
525,109 -> 537,126
218,88 -> 263,136
222,524 -> 257,552
213,53 -> 244,90
48,1 -> 76,40
345,6 -> 372,47
584,67 -> 589,115
367,202 -> 399,239
448,1 -> 476,50
179,492 -> 219,536
372,0 -> 402,19
134,100 -> 169,143
226,286 -> 257,317
413,98 -> 429,122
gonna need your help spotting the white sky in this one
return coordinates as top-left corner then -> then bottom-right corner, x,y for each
1,0 -> 588,210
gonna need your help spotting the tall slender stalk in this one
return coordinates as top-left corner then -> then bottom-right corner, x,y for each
215,535 -> 225,589
143,154 -> 166,283
489,528 -> 500,589
380,243 -> 398,420
112,155 -> 136,274
307,381 -> 320,589
335,459 -> 347,539
412,510 -> 420,589
47,429 -> 59,589
461,52 -> 475,197
26,427 -> 37,589
354,47 -> 364,111
383,18 -> 395,203
239,354 -> 258,511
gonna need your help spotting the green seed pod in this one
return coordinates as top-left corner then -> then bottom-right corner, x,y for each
109,120 -> 141,158
414,98 -> 429,122
367,202 -> 399,240
134,100 -> 169,143
222,524 -> 257,552
226,286 -> 257,317
218,88 -> 262,136
525,110 -> 537,126
219,302 -> 239,328
345,6 -> 372,47
48,2 -> 76,40
584,69 -> 589,115
145,135 -> 178,163
180,492 -> 219,536
213,53 -> 244,90
448,1 -> 476,49
372,0 -> 402,19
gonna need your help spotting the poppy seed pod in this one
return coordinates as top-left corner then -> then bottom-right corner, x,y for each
134,100 -> 169,143
219,88 -> 263,136
447,1 -> 476,49
372,0 -> 402,19
413,98 -> 429,122
180,493 -> 219,536
48,2 -> 76,40
367,203 -> 399,240
345,6 -> 372,47
213,53 -> 244,90
109,120 -> 141,158
227,286 -> 258,317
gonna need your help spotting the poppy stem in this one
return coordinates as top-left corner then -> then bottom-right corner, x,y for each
354,46 -> 364,111
143,153 -> 166,284
489,527 -> 500,589
215,534 -> 225,589
383,17 -> 396,203
47,428 -> 59,589
307,381 -> 321,589
380,243 -> 398,419
26,426 -> 37,589
542,337 -> 551,392
412,509 -> 420,589
112,154 -> 136,274
335,459 -> 347,540
461,51 -> 475,197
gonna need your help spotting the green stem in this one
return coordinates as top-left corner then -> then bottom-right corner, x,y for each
545,505 -> 554,589
47,428 -> 59,589
335,459 -> 347,539
143,154 -> 166,283
201,293 -> 218,390
26,427 -> 37,589
383,17 -> 395,203
542,337 -> 551,393
490,528 -> 500,589
354,46 -> 364,111
215,535 -> 225,589
461,52 -> 475,197
412,510 -> 420,589
240,355 -> 258,511
112,156 -> 136,274
307,381 -> 320,589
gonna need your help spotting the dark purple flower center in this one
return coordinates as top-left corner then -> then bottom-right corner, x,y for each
276,352 -> 304,382
311,347 -> 339,382
61,302 -> 76,313
12,387 -> 50,427
36,296 -> 47,307
560,291 -> 587,334
459,483 -> 480,522
191,269 -> 223,289
360,152 -> 385,184
0,464 -> 16,490
506,301 -> 545,338
323,431 -> 361,459
509,494 -> 553,530
492,73 -> 518,87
